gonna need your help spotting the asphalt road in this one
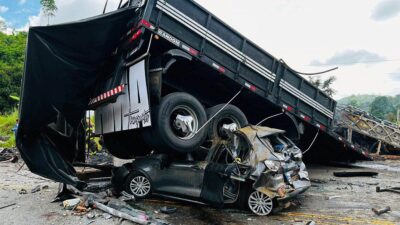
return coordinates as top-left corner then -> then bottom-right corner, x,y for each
0,159 -> 399,225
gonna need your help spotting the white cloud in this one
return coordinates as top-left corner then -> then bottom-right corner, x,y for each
371,0 -> 400,21
311,50 -> 386,66
0,5 -> 9,13
18,0 -> 27,5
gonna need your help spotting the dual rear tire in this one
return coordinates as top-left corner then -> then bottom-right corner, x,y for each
144,93 -> 248,153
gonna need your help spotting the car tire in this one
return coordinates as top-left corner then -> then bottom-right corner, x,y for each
124,171 -> 152,199
103,130 -> 151,159
206,104 -> 248,140
236,183 -> 274,216
247,190 -> 274,216
143,92 -> 208,153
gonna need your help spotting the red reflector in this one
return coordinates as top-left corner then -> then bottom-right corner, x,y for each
218,67 -> 226,73
300,114 -> 311,121
245,82 -> 256,91
140,19 -> 152,29
129,29 -> 142,43
283,104 -> 294,112
317,124 -> 326,130
189,48 -> 199,56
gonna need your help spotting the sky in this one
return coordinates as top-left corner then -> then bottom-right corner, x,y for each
0,0 -> 399,99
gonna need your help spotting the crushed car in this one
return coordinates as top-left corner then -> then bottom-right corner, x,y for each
112,125 -> 311,216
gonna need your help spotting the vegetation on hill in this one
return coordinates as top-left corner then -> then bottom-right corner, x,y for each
338,95 -> 400,123
0,31 -> 27,113
0,110 -> 18,148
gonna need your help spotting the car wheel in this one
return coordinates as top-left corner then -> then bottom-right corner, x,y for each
143,92 -> 208,153
124,171 -> 152,199
247,190 -> 274,216
206,104 -> 248,140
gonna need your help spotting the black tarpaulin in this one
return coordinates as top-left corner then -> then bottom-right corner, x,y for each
17,7 -> 138,186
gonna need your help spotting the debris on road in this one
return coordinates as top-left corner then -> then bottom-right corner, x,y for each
91,201 -> 148,225
118,191 -> 135,202
63,198 -> 82,210
18,189 -> 27,195
376,186 -> 400,194
31,185 -> 41,193
102,213 -> 112,219
372,206 -> 391,216
160,206 -> 177,214
325,195 -> 341,200
333,171 -> 378,177
0,202 -> 16,210
86,213 -> 95,219
0,148 -> 19,163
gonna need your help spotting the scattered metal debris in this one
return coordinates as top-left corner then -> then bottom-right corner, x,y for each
18,189 -> 27,195
86,213 -> 95,219
63,198 -> 82,210
333,171 -> 378,177
325,196 -> 341,200
372,206 -> 391,216
0,202 -> 16,210
102,213 -> 112,219
160,206 -> 177,214
91,201 -> 148,224
31,185 -> 41,193
376,186 -> 400,194
118,191 -> 135,202
0,148 -> 19,163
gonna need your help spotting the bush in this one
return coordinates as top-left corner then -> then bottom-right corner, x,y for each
0,110 -> 18,148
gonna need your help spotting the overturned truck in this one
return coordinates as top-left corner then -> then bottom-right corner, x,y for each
18,0 -> 368,187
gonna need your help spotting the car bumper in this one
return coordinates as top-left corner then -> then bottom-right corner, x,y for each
277,186 -> 310,203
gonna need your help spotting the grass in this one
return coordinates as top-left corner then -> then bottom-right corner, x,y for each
0,110 -> 18,148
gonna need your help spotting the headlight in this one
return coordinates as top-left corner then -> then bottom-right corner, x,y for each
264,160 -> 281,172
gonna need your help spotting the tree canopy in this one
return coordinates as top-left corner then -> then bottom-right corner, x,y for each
40,0 -> 58,24
0,32 -> 27,113
308,76 -> 336,97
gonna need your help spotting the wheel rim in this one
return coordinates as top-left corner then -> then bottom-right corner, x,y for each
130,176 -> 151,197
248,191 -> 273,216
216,116 -> 240,138
170,105 -> 199,140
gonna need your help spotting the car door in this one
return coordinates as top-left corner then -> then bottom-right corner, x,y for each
153,160 -> 206,199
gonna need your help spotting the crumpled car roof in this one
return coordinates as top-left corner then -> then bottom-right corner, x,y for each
235,125 -> 285,140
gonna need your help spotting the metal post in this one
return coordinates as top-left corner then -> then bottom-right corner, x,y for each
376,141 -> 382,155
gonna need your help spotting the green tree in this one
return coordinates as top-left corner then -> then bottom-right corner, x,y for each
0,32 -> 27,113
308,76 -> 336,97
40,0 -> 58,25
369,96 -> 395,120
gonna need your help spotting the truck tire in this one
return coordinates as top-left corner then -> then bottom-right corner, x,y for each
206,104 -> 248,140
143,92 -> 208,153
